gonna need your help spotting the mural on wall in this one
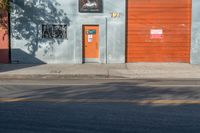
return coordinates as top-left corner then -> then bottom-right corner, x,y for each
79,0 -> 103,13
42,24 -> 68,39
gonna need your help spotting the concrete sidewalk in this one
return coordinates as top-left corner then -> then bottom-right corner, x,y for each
0,63 -> 200,79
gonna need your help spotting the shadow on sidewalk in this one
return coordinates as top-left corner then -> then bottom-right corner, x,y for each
0,49 -> 45,72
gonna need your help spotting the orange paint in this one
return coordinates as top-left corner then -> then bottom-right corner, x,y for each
0,11 -> 9,63
127,0 -> 191,63
83,25 -> 99,59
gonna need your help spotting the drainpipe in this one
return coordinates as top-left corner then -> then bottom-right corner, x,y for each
105,17 -> 108,64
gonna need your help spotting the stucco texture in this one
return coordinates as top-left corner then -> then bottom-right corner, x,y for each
10,0 -> 126,64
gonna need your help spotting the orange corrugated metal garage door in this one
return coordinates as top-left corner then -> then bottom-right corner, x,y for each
127,0 -> 191,62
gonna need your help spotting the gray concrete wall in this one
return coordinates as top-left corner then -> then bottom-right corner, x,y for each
191,0 -> 200,64
10,0 -> 126,64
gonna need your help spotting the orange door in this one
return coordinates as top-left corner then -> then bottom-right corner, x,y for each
83,25 -> 99,61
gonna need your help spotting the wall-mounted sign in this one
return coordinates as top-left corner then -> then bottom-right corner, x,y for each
150,29 -> 163,39
88,34 -> 93,43
111,12 -> 120,18
42,24 -> 68,39
86,29 -> 96,34
79,0 -> 103,13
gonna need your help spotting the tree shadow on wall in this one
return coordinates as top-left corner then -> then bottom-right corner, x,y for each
0,10 -> 8,36
11,0 -> 70,58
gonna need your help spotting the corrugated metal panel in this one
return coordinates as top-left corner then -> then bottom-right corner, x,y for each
0,11 -> 9,64
127,0 -> 191,62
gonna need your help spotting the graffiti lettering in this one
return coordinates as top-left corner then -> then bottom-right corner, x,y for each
42,24 -> 68,39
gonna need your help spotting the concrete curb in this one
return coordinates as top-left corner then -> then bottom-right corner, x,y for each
1,63 -> 200,80
1,73 -> 200,80
0,74 -> 112,80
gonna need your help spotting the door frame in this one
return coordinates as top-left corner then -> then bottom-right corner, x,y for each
75,17 -> 107,64
82,24 -> 100,63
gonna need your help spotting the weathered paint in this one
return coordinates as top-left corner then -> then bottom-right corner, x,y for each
10,0 -> 126,64
0,11 -> 9,64
191,0 -> 200,64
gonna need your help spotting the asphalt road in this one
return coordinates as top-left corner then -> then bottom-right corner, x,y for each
1,79 -> 200,133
